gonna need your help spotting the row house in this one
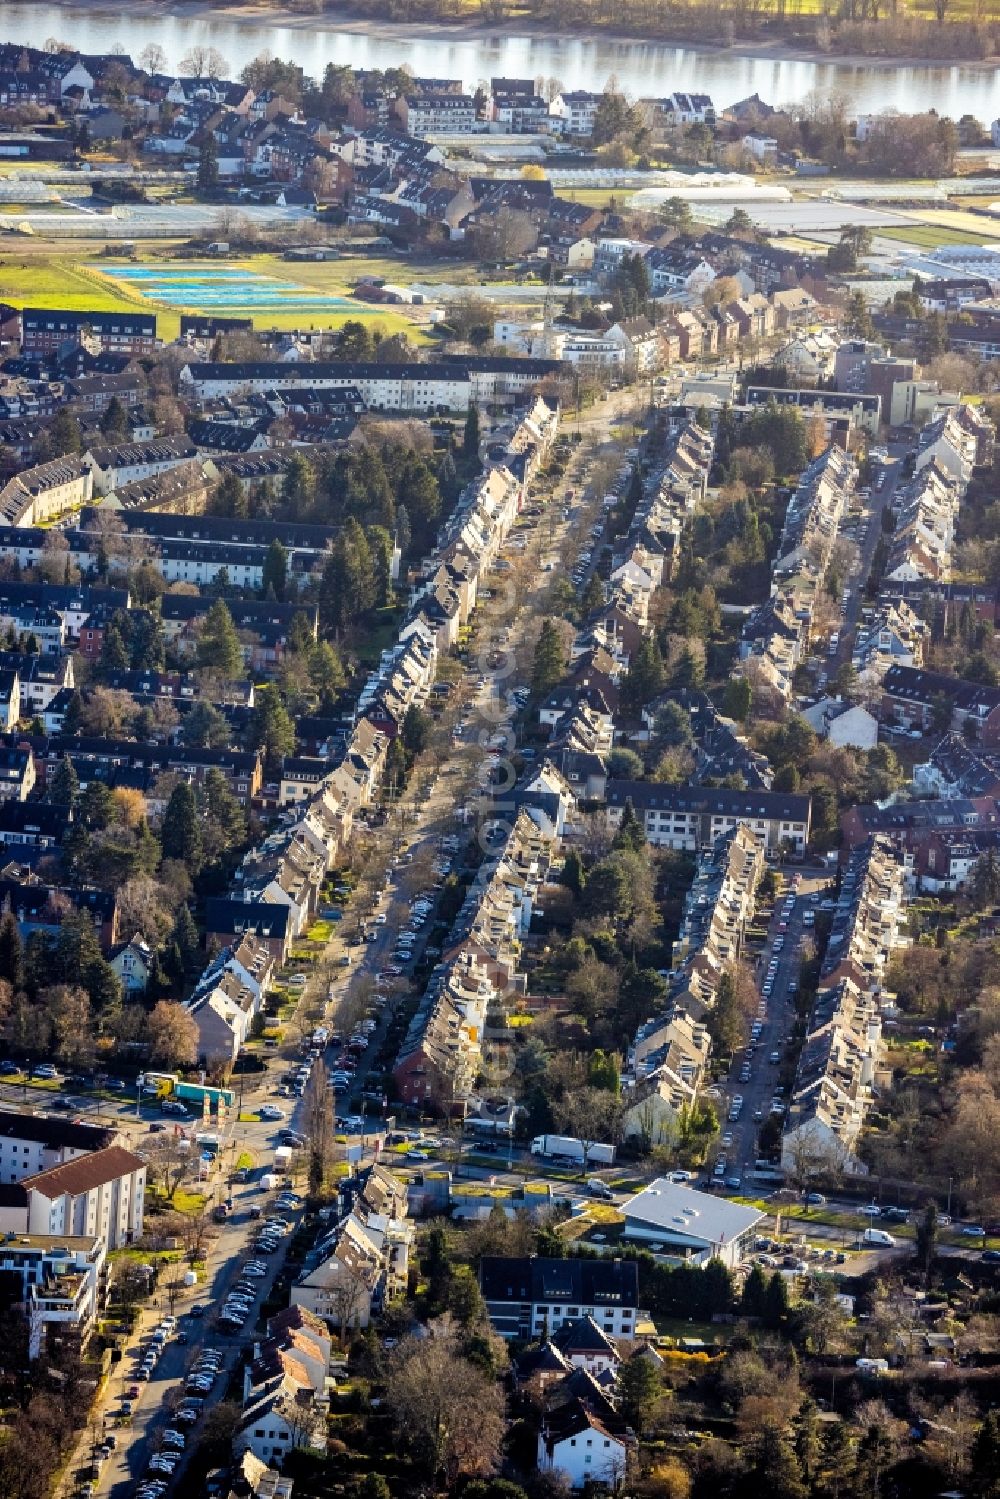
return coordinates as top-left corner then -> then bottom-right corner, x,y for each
595,420 -> 714,662
236,1306 -> 331,1467
783,836 -> 905,1177
355,619 -> 437,731
739,591 -> 808,703
727,292 -> 774,341
851,599 -> 929,687
184,933 -> 275,1068
883,461 -> 961,585
151,595 -> 310,676
915,405 -> 979,487
642,91 -> 715,125
667,307 -> 718,360
291,1163 -> 411,1331
879,663 -> 1000,746
669,822 -> 764,1018
23,733 -> 262,804
841,792 -> 1000,851
630,1004 -> 711,1096
84,434 -> 198,494
21,308 -> 156,356
0,456 -> 93,527
913,733 -> 1000,801
394,807 -> 561,1113
232,827 -> 327,941
0,70 -> 58,106
65,371 -> 145,415
335,128 -> 445,173
623,1011 -> 711,1147
605,781 -> 812,855
392,950 -> 495,1113
548,699 -> 615,761
739,445 -> 856,701
773,443 -> 855,580
623,825 -> 761,1143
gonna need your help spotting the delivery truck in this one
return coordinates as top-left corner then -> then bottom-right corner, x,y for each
531,1134 -> 615,1166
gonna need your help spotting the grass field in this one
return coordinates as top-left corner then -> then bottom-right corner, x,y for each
874,223 -> 997,247
558,187 -> 633,208
0,249 -> 435,341
899,208 -> 1000,236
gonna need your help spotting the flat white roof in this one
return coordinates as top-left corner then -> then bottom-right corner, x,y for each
622,1178 -> 763,1246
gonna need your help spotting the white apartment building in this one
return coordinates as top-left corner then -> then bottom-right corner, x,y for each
0,1233 -> 106,1357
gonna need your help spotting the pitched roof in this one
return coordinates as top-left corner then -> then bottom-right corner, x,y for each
26,1144 -> 146,1199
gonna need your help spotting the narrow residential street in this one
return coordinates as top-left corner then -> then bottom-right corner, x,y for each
62,387 -> 647,1499
718,870 -> 830,1190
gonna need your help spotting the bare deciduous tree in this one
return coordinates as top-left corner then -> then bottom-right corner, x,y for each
386,1316 -> 506,1483
178,46 -> 229,78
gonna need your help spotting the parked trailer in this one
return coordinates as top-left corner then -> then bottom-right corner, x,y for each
530,1134 -> 615,1166
174,1081 -> 236,1109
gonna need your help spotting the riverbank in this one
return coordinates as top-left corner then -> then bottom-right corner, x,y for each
35,0 -> 1000,73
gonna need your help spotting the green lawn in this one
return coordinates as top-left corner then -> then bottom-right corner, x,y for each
0,250 -> 437,343
875,224 -> 996,248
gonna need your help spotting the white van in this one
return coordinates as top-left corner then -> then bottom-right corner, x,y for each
862,1227 -> 896,1247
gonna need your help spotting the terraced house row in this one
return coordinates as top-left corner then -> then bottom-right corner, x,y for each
184,398 -> 558,1067
624,823 -> 764,1144
782,834 -> 907,1178
739,444 -> 857,701
393,802 -> 564,1112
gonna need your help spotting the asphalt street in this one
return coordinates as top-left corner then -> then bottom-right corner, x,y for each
714,871 -> 830,1189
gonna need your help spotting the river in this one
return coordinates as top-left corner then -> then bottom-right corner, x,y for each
6,1 -> 1000,116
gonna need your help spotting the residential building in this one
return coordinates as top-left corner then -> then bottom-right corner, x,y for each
0,1144 -> 146,1249
0,1233 -> 106,1357
290,1163 -> 411,1330
548,91 -> 601,136
782,835 -> 905,1176
0,1110 -> 120,1185
396,93 -> 476,136
21,308 -> 156,355
880,664 -> 1000,745
605,782 -> 811,854
538,1398 -> 628,1489
479,1256 -> 640,1341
